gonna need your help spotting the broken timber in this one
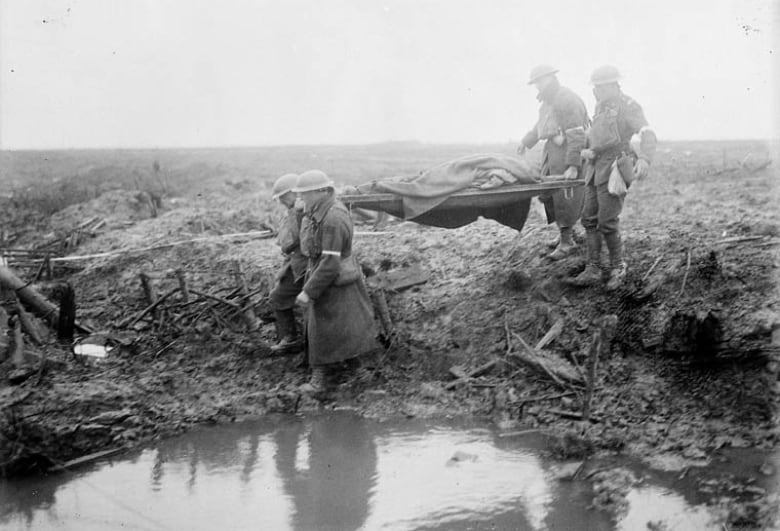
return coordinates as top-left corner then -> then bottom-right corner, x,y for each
509,332 -> 583,387
535,319 -> 564,350
49,448 -> 125,472
369,264 -> 430,292
14,295 -> 46,345
139,272 -> 159,320
49,230 -> 275,263
0,265 -> 92,334
445,358 -> 502,390
57,283 -> 76,341
582,315 -> 618,422
0,306 -> 8,361
117,287 -> 180,329
232,260 -> 260,331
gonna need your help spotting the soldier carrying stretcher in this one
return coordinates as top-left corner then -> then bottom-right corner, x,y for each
567,65 -> 657,290
518,64 -> 590,261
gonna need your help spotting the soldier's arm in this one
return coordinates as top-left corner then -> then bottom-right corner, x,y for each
280,238 -> 299,255
520,124 -> 539,151
557,93 -> 589,168
276,211 -> 299,254
281,242 -> 299,255
626,101 -> 657,164
301,216 -> 347,300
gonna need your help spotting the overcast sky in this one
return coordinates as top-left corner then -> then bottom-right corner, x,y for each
0,0 -> 777,149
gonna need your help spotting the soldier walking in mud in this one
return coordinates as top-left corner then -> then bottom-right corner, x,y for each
518,65 -> 589,260
293,170 -> 377,393
568,65 -> 657,290
268,173 -> 307,355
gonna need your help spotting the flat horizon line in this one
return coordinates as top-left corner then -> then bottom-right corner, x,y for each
1,138 -> 778,153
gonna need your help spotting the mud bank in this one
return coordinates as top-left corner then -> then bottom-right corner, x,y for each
1,141 -> 778,528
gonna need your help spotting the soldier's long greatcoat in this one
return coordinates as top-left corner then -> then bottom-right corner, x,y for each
300,194 -> 376,366
521,81 -> 589,227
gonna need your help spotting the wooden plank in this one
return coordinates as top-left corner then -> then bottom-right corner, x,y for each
370,287 -> 394,338
50,230 -> 275,263
117,287 -> 180,328
15,295 -> 47,345
0,265 -> 59,326
372,264 -> 431,292
11,319 -> 24,368
535,319 -> 564,350
0,306 -> 8,362
50,447 -> 125,471
510,332 -> 583,386
445,358 -> 502,390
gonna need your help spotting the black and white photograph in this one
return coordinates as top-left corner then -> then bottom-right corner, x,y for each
0,1 -> 778,529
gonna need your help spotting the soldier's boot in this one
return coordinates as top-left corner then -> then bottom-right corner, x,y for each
604,232 -> 627,291
270,310 -> 304,355
567,230 -> 603,286
299,366 -> 327,394
548,227 -> 578,260
333,357 -> 365,386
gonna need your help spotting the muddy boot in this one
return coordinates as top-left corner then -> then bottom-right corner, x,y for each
333,357 -> 364,386
566,230 -> 602,286
604,232 -> 627,291
299,366 -> 327,394
548,227 -> 577,260
271,336 -> 304,356
270,310 -> 304,355
605,262 -> 627,291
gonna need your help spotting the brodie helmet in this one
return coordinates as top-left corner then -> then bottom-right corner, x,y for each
528,64 -> 559,85
272,173 -> 299,200
590,65 -> 621,85
292,170 -> 335,193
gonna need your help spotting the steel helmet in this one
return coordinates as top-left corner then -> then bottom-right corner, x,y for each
590,65 -> 621,85
527,64 -> 559,85
292,170 -> 335,193
272,173 -> 299,200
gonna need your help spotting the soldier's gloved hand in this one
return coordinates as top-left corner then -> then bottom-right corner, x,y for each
581,148 -> 595,161
563,166 -> 578,180
295,291 -> 312,306
516,145 -> 527,156
552,133 -> 565,146
634,159 -> 650,180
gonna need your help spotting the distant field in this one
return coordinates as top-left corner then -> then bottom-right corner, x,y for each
0,139 -> 776,209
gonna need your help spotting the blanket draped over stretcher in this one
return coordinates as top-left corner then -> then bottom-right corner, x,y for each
354,153 -> 540,218
349,153 -> 541,231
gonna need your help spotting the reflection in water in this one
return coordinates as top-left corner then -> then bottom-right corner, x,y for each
620,487 -> 715,531
364,430 -> 547,530
275,414 -> 377,531
0,412 -> 766,531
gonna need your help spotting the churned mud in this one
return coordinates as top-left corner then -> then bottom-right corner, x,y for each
1,141 -> 778,528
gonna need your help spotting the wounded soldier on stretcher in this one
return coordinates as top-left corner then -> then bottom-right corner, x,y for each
337,153 -> 573,232
341,152 -> 542,199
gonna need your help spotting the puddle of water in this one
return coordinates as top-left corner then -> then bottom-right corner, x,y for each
0,413 -> 774,531
619,486 -> 715,531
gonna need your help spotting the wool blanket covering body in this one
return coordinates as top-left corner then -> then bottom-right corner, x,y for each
352,153 -> 541,231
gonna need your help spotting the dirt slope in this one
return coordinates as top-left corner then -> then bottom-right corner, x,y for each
1,141 -> 778,528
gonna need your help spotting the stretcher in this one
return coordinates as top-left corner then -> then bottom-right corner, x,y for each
340,178 -> 584,232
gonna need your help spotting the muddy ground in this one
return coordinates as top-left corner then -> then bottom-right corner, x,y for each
1,140 -> 778,528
